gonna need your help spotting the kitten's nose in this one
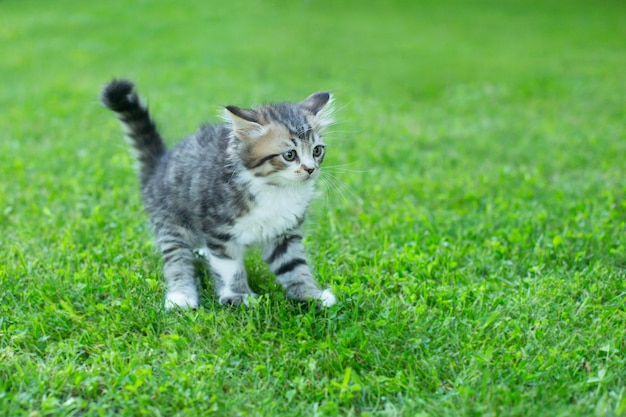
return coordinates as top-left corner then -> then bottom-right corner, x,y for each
304,167 -> 315,175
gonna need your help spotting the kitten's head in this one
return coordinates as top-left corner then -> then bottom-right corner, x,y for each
224,92 -> 333,186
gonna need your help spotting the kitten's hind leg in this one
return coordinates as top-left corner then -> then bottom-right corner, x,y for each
263,234 -> 336,307
159,237 -> 199,309
204,245 -> 253,307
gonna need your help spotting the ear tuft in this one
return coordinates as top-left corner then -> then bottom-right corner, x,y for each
223,106 -> 266,141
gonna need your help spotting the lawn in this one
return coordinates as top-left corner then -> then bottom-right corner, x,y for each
1,0 -> 625,415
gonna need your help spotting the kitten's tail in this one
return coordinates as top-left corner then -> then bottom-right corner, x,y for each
100,79 -> 167,185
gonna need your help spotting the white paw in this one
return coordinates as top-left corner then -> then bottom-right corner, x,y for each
165,291 -> 199,309
319,289 -> 337,307
219,292 -> 256,307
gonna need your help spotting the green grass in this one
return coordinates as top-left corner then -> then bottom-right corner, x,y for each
1,0 -> 625,415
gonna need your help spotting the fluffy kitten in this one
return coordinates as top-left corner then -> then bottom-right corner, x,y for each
100,80 -> 336,309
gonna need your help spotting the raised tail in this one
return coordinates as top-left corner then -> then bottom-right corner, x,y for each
100,79 -> 167,185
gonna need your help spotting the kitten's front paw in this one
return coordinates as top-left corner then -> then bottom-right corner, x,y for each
286,285 -> 337,307
219,293 -> 253,307
319,289 -> 337,307
165,291 -> 199,309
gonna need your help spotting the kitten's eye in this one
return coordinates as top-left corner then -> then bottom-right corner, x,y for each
312,145 -> 324,157
283,150 -> 297,161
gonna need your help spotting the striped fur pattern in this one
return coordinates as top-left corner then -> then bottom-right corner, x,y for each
100,79 -> 336,309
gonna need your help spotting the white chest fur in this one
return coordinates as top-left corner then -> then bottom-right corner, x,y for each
233,182 -> 314,245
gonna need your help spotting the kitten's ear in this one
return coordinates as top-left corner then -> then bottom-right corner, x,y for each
300,92 -> 332,115
300,92 -> 334,131
223,105 -> 266,141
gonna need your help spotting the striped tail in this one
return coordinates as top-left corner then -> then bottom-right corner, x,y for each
100,79 -> 167,185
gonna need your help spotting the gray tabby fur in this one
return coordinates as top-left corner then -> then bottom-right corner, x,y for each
100,79 -> 336,309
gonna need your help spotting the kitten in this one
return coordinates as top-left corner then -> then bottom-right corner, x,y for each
100,79 -> 336,309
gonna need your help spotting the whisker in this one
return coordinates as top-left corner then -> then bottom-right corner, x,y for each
318,176 -> 345,206
323,162 -> 372,175
323,162 -> 361,168
322,127 -> 365,136
318,172 -> 361,207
